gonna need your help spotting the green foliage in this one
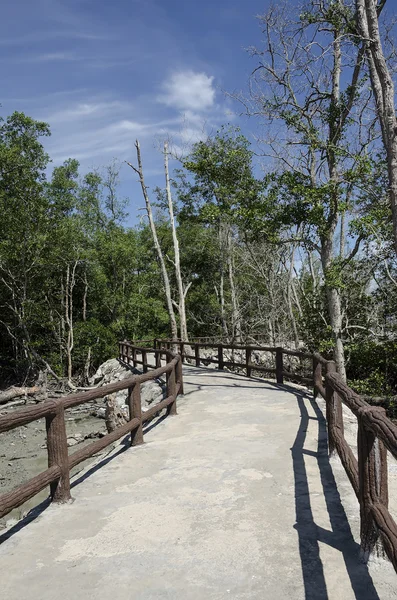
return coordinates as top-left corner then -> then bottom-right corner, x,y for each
347,341 -> 397,396
178,126 -> 264,226
0,91 -> 396,400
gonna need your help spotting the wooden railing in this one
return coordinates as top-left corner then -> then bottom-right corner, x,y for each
1,337 -> 397,573
154,338 -> 314,385
156,338 -> 397,572
0,345 -> 182,520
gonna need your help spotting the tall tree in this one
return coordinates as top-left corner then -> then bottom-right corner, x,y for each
355,0 -> 397,254
127,141 -> 178,341
179,127 -> 261,343
163,141 -> 191,343
239,0 -> 381,379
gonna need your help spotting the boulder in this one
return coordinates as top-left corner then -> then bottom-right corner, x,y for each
90,358 -> 166,432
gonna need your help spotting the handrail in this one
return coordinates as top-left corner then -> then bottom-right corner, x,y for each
0,345 -> 183,520
154,337 -> 397,572
152,338 -> 314,385
2,337 -> 397,574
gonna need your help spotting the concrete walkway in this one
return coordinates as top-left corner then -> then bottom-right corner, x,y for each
1,366 -> 396,599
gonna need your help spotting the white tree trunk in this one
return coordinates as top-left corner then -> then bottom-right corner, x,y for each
127,141 -> 178,341
65,261 -> 78,385
226,227 -> 241,343
164,142 -> 190,343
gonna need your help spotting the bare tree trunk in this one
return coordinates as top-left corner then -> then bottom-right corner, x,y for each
65,261 -> 78,385
323,23 -> 347,381
82,269 -> 91,381
126,141 -> 178,341
82,270 -> 88,322
226,227 -> 241,343
287,244 -> 300,349
164,142 -> 191,343
356,0 -> 397,255
321,237 -> 347,381
218,227 -> 229,342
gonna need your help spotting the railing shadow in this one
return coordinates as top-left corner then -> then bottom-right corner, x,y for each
285,384 -> 380,600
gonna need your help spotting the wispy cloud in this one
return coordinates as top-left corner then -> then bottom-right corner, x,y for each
0,31 -> 111,46
35,96 -> 181,165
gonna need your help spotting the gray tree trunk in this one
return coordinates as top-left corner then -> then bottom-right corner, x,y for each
356,0 -> 397,255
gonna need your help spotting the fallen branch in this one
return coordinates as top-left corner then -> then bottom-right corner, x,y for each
0,386 -> 41,405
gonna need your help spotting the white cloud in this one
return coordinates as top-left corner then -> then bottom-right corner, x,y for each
158,70 -> 215,112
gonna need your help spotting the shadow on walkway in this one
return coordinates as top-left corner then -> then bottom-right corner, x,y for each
281,383 -> 379,600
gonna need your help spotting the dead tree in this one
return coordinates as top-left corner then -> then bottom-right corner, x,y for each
126,141 -> 178,341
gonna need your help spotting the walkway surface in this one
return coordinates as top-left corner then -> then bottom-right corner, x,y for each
1,365 -> 397,599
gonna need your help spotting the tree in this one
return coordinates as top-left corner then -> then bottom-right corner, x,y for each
355,0 -> 397,254
163,141 -> 191,344
178,127 -> 262,342
0,112 -> 55,379
127,141 -> 178,341
238,0 -> 382,379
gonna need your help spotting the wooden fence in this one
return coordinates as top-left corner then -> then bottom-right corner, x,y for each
0,346 -> 182,520
153,338 -> 314,385
1,337 -> 397,574
155,338 -> 397,572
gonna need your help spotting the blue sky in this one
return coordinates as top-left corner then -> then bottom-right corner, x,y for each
1,0 -> 271,221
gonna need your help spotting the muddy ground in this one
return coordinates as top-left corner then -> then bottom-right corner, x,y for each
0,398 -> 109,529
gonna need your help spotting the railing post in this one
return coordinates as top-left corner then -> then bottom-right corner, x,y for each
218,344 -> 224,370
246,347 -> 252,378
167,359 -> 177,416
129,383 -> 144,446
176,355 -> 184,396
142,349 -> 148,373
195,344 -> 200,367
155,350 -> 161,368
313,355 -> 322,398
357,407 -> 388,561
325,360 -> 343,455
275,347 -> 284,384
46,404 -> 71,503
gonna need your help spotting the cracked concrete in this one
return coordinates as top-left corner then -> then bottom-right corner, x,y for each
0,365 -> 396,599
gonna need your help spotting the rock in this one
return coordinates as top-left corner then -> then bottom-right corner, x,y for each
105,394 -> 129,433
89,358 -> 137,386
67,433 -> 84,447
89,357 -> 167,433
141,380 -> 165,407
91,407 -> 106,419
